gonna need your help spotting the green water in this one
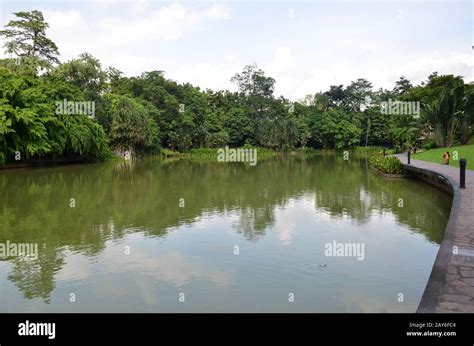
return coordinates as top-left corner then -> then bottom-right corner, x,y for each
0,154 -> 451,312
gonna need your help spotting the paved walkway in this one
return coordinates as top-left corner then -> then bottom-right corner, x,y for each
395,154 -> 474,312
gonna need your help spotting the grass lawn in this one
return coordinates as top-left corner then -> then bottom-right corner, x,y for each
413,144 -> 474,171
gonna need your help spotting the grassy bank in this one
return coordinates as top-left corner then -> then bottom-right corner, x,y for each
413,144 -> 474,171
160,146 -> 279,163
160,146 -> 396,163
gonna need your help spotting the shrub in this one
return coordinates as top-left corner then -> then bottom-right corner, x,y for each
295,147 -> 317,154
422,139 -> 437,150
353,146 -> 384,157
369,156 -> 404,174
160,148 -> 179,158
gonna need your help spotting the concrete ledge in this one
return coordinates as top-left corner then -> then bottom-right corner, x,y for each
401,163 -> 461,313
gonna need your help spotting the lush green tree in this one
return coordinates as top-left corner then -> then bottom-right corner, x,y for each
231,63 -> 275,98
292,103 -> 311,148
109,95 -> 159,156
44,78 -> 110,160
387,113 -> 420,149
0,64 -> 110,163
422,75 -> 465,147
344,78 -> 373,112
0,10 -> 59,67
460,83 -> 474,144
309,109 -> 361,149
360,107 -> 390,147
50,53 -> 107,101
313,92 -> 330,113
325,85 -> 346,109
393,76 -> 413,95
255,116 -> 299,151
231,64 -> 278,145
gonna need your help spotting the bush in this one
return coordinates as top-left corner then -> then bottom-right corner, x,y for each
189,148 -> 217,160
205,131 -> 230,148
369,156 -> 404,174
160,148 -> 180,158
385,148 -> 397,155
161,146 -> 279,162
352,146 -> 384,157
295,147 -> 317,154
422,139 -> 437,150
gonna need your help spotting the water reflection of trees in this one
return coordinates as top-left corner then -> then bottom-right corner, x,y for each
0,155 -> 451,301
234,205 -> 275,242
7,248 -> 64,303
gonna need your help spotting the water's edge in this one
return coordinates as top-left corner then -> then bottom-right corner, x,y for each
401,164 -> 460,313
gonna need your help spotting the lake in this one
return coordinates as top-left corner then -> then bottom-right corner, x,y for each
0,154 -> 451,312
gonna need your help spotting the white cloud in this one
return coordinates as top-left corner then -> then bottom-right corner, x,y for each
42,10 -> 92,60
271,51 -> 473,100
99,3 -> 231,42
36,3 -> 232,76
382,52 -> 473,86
267,46 -> 296,74
107,54 -> 174,77
0,1 -> 471,100
172,55 -> 242,91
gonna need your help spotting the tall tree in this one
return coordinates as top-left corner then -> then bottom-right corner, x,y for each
231,64 -> 275,98
0,10 -> 60,65
109,95 -> 160,156
51,53 -> 106,100
423,75 -> 465,147
325,85 -> 346,108
344,78 -> 373,112
393,76 -> 413,95
231,64 -> 277,144
460,83 -> 474,144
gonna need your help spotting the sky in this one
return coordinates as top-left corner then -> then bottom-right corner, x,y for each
0,0 -> 472,101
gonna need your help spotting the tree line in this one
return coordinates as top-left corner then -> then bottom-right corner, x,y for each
0,10 -> 472,164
